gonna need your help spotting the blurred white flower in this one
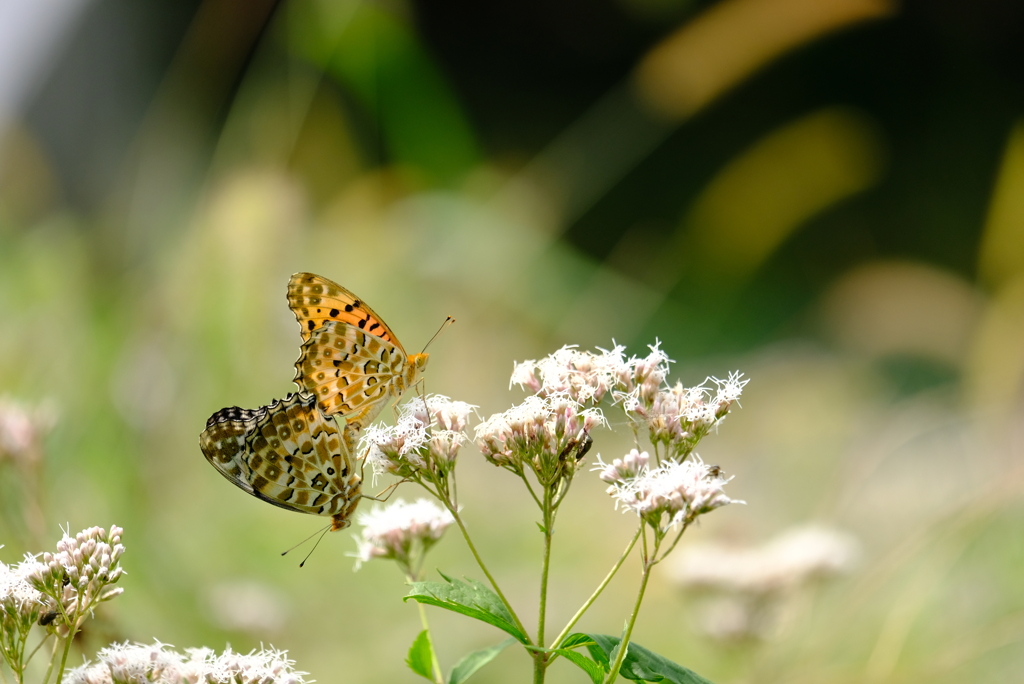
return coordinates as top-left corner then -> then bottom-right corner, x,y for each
206,579 -> 289,635
0,396 -> 55,465
674,525 -> 860,594
65,641 -> 310,684
673,525 -> 861,641
354,498 -> 455,573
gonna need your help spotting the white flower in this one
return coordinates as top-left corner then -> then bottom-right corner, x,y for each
609,456 -> 742,528
476,394 -> 604,476
65,642 -> 310,684
211,646 -> 308,684
627,342 -> 672,406
711,371 -> 748,417
616,372 -> 747,458
0,558 -> 47,618
594,448 -> 649,487
354,499 -> 455,571
407,395 -> 477,433
25,525 -> 125,636
362,418 -> 429,478
362,395 -> 475,480
510,344 -> 632,405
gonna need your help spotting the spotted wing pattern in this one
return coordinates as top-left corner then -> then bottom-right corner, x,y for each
294,320 -> 427,431
287,272 -> 402,347
200,393 -> 361,530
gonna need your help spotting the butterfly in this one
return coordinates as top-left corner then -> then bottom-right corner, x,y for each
200,392 -> 361,530
287,273 -> 429,435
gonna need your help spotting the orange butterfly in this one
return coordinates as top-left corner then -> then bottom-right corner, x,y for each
287,273 -> 429,435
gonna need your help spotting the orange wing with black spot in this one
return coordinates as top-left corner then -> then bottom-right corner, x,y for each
293,320 -> 426,430
287,272 -> 405,351
199,392 -> 361,530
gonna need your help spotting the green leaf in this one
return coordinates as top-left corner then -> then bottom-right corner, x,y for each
404,572 -> 529,644
447,637 -> 516,684
547,647 -> 605,684
406,630 -> 435,681
561,634 -> 717,684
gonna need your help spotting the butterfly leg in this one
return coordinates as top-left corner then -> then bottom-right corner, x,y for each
360,478 -> 410,503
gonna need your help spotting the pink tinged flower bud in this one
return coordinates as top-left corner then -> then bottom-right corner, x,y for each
510,360 -> 542,393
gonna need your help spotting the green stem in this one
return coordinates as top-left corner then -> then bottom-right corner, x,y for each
533,488 -> 555,684
25,632 -> 50,666
4,634 -> 24,684
55,626 -> 75,684
1,645 -> 15,684
549,527 -> 642,651
416,602 -> 444,684
605,529 -> 661,684
655,518 -> 692,564
519,472 -> 543,510
40,636 -> 59,684
604,561 -> 653,684
447,508 -> 529,640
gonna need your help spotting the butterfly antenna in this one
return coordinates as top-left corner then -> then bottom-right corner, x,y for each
421,315 -> 455,354
298,525 -> 332,568
281,522 -> 331,559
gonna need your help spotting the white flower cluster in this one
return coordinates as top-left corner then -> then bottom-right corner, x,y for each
362,395 -> 476,481
672,526 -> 860,641
0,558 -> 47,621
599,453 -> 741,529
620,371 -> 747,458
0,396 -> 56,465
509,342 -> 745,459
26,525 -> 125,637
511,344 -> 637,405
65,641 -> 311,684
674,525 -> 860,595
354,499 -> 455,571
595,448 -> 649,486
475,394 -> 604,478
0,557 -> 49,659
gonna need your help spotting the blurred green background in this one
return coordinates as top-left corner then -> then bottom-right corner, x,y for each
2,0 -> 1024,681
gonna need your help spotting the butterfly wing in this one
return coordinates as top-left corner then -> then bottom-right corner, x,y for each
201,405 -> 265,498
287,272 -> 405,351
293,320 -> 410,430
200,393 -> 362,529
